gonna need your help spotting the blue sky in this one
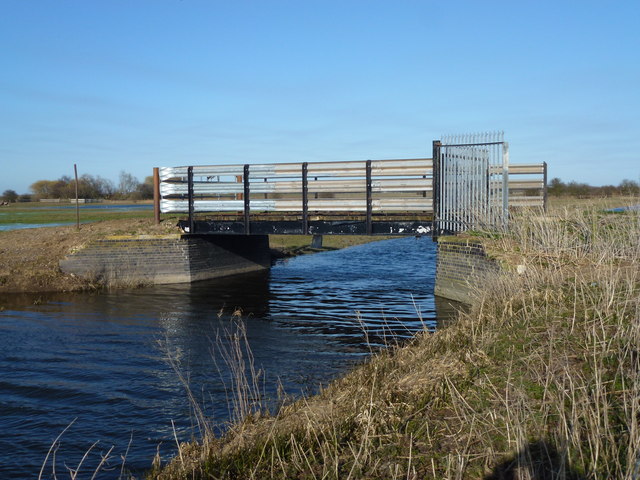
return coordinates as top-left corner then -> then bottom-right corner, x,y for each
1,0 -> 639,194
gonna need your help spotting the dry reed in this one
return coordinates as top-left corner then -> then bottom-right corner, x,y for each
151,202 -> 640,479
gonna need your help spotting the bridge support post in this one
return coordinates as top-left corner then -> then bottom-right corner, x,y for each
302,162 -> 309,234
543,161 -> 548,212
153,167 -> 160,225
432,141 -> 441,238
243,164 -> 251,234
187,166 -> 195,234
311,234 -> 323,249
366,160 -> 372,235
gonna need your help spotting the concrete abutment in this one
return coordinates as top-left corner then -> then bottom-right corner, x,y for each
434,237 -> 499,304
59,232 -> 497,301
59,234 -> 270,286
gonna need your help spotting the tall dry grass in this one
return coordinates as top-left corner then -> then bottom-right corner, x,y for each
447,203 -> 640,478
151,204 -> 640,479
38,417 -> 131,480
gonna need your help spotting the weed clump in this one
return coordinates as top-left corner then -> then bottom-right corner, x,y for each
151,204 -> 640,479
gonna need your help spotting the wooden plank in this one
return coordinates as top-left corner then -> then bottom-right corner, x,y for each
508,180 -> 545,189
508,164 -> 546,174
162,161 -> 432,181
161,178 -> 433,196
508,197 -> 546,206
488,163 -> 545,175
161,198 -> 434,214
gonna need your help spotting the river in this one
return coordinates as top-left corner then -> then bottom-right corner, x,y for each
0,236 -> 457,478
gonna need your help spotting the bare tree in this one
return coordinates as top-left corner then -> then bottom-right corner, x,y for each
118,171 -> 141,198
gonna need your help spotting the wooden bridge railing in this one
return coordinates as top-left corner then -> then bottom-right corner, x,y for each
154,157 -> 546,235
158,158 -> 434,216
505,163 -> 547,209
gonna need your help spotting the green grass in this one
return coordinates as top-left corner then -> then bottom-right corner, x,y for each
0,201 -> 160,225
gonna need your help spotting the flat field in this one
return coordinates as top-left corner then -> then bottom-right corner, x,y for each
547,194 -> 638,211
0,200 -> 158,226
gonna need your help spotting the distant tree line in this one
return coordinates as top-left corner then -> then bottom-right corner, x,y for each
1,171 -> 154,203
548,178 -> 640,197
23,171 -> 153,202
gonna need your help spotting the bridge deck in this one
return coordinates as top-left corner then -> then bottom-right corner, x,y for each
178,212 -> 434,236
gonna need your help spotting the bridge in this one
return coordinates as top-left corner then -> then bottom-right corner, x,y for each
153,133 -> 547,237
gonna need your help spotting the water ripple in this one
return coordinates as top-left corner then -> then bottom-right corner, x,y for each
0,237 -> 456,478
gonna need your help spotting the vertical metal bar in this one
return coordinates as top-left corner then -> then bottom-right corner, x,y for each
492,142 -> 497,228
478,147 -> 482,229
465,147 -> 470,230
444,146 -> 449,233
302,162 -> 309,235
471,147 -> 476,229
455,148 -> 459,231
366,159 -> 372,235
470,148 -> 474,229
460,149 -> 465,230
153,167 -> 160,224
451,148 -> 455,232
484,157 -> 490,231
470,147 -> 475,229
243,164 -> 250,235
490,143 -> 495,227
187,166 -> 194,234
502,142 -> 510,229
477,146 -> 483,229
495,141 -> 499,225
494,142 -> 499,227
74,163 -> 79,230
432,141 -> 441,237
543,161 -> 548,212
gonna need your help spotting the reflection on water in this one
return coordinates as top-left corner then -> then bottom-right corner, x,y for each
0,237 -> 461,478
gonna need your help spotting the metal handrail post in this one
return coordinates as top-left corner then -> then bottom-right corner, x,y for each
187,166 -> 195,234
243,164 -> 251,234
302,162 -> 309,235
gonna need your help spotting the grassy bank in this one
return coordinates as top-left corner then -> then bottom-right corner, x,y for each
149,201 -> 640,479
0,218 -> 181,293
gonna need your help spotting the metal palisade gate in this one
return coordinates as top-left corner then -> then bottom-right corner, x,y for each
433,132 -> 509,236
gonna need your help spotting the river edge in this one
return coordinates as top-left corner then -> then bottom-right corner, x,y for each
0,218 -> 389,295
149,206 -> 640,479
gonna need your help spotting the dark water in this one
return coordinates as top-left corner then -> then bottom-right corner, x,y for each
609,204 -> 640,212
0,223 -> 77,231
0,237 -> 458,478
